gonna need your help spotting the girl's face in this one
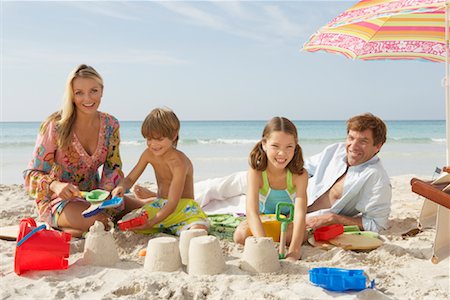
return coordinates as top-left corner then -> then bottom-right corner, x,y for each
262,131 -> 296,170
72,77 -> 102,115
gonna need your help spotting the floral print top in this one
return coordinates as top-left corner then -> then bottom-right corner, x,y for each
23,112 -> 123,221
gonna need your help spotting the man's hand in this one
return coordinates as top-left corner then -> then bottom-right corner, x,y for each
305,213 -> 335,230
50,181 -> 80,200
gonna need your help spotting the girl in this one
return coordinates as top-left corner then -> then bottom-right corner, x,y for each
24,64 -> 144,237
233,117 -> 308,261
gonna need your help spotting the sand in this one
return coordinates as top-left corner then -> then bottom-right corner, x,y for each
0,176 -> 449,299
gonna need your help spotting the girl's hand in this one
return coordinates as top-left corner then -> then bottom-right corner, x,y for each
50,181 -> 80,200
133,185 -> 157,199
285,249 -> 302,261
112,186 -> 125,198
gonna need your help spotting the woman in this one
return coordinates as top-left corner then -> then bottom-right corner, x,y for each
24,64 -> 141,237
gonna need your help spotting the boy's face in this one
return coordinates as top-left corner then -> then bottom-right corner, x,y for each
146,135 -> 175,156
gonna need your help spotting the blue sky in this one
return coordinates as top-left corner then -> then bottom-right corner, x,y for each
1,0 -> 445,122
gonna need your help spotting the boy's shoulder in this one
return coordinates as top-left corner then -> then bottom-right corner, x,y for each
167,149 -> 192,166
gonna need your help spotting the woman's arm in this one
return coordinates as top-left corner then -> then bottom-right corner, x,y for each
100,116 -> 124,191
286,171 -> 308,261
246,168 -> 265,237
23,120 -> 60,201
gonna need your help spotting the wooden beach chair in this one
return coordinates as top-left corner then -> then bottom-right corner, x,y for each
411,167 -> 450,264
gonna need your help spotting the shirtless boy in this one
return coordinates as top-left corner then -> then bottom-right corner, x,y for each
112,108 -> 209,235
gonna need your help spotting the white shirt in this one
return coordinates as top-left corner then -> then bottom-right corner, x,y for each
304,143 -> 392,232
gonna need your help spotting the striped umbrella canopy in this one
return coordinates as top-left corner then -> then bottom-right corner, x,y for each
303,0 -> 450,161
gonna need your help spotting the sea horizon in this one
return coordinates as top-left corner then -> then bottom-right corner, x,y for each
1,120 -> 446,184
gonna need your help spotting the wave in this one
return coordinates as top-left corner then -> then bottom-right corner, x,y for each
1,137 -> 446,148
388,137 -> 446,144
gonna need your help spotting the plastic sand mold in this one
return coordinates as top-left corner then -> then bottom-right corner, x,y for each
314,224 -> 344,241
80,189 -> 110,202
118,210 -> 149,231
309,267 -> 375,292
82,196 -> 123,218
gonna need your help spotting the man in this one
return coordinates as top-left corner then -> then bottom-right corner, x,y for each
303,113 -> 391,232
195,113 -> 391,233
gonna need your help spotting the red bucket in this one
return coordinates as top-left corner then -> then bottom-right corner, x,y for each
14,218 -> 71,275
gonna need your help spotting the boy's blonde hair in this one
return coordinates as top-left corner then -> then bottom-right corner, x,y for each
141,107 -> 180,147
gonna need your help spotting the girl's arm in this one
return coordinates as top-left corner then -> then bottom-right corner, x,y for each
286,171 -> 308,261
246,168 -> 265,237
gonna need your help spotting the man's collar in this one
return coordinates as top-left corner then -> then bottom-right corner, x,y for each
346,155 -> 380,170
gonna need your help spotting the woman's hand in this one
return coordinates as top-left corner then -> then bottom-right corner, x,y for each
133,185 -> 157,199
50,181 -> 80,200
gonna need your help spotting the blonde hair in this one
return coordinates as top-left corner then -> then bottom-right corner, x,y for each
40,64 -> 104,149
141,107 -> 180,147
249,117 -> 304,175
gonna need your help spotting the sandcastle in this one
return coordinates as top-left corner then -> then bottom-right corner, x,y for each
179,229 -> 208,265
240,236 -> 281,273
188,235 -> 226,275
83,221 -> 119,267
144,237 -> 182,272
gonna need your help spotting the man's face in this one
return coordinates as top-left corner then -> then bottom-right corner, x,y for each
346,129 -> 382,166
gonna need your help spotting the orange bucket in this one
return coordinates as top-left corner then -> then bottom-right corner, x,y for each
246,214 -> 281,242
14,218 -> 71,275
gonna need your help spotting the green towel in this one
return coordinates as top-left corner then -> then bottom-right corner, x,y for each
207,214 -> 244,241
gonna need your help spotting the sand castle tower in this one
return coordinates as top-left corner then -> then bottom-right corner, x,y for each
83,221 -> 119,266
179,229 -> 207,265
241,237 -> 281,273
188,235 -> 226,275
144,237 -> 182,272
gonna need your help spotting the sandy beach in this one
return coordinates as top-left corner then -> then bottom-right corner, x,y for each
0,175 -> 448,300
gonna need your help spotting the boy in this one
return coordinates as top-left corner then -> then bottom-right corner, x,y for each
112,108 -> 209,235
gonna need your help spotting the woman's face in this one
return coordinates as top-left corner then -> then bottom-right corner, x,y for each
72,77 -> 103,115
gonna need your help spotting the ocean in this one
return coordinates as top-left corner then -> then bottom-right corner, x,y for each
1,120 -> 445,184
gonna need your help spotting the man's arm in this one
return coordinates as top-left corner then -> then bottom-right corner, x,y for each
306,172 -> 391,232
306,213 -> 363,230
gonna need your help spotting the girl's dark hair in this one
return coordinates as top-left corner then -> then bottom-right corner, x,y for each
249,117 -> 304,175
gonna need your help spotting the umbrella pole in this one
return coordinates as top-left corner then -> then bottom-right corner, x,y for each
446,0 -> 450,165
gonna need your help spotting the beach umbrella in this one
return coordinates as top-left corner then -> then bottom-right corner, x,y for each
303,0 -> 450,264
303,0 -> 450,162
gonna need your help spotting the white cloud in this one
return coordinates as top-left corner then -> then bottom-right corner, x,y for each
63,1 -> 142,21
4,46 -> 189,65
158,1 -> 307,44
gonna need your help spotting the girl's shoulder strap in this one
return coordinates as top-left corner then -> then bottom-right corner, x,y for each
286,169 -> 296,194
260,170 -> 270,196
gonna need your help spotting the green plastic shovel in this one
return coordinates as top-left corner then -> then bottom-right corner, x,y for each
275,202 -> 295,259
80,189 -> 110,202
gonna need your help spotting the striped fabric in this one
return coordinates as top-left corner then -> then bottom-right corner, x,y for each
303,0 -> 448,62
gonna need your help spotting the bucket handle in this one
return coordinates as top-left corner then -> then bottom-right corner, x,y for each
17,224 -> 47,247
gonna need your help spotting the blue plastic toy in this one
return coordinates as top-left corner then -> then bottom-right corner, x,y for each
309,267 -> 375,292
82,196 -> 123,218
